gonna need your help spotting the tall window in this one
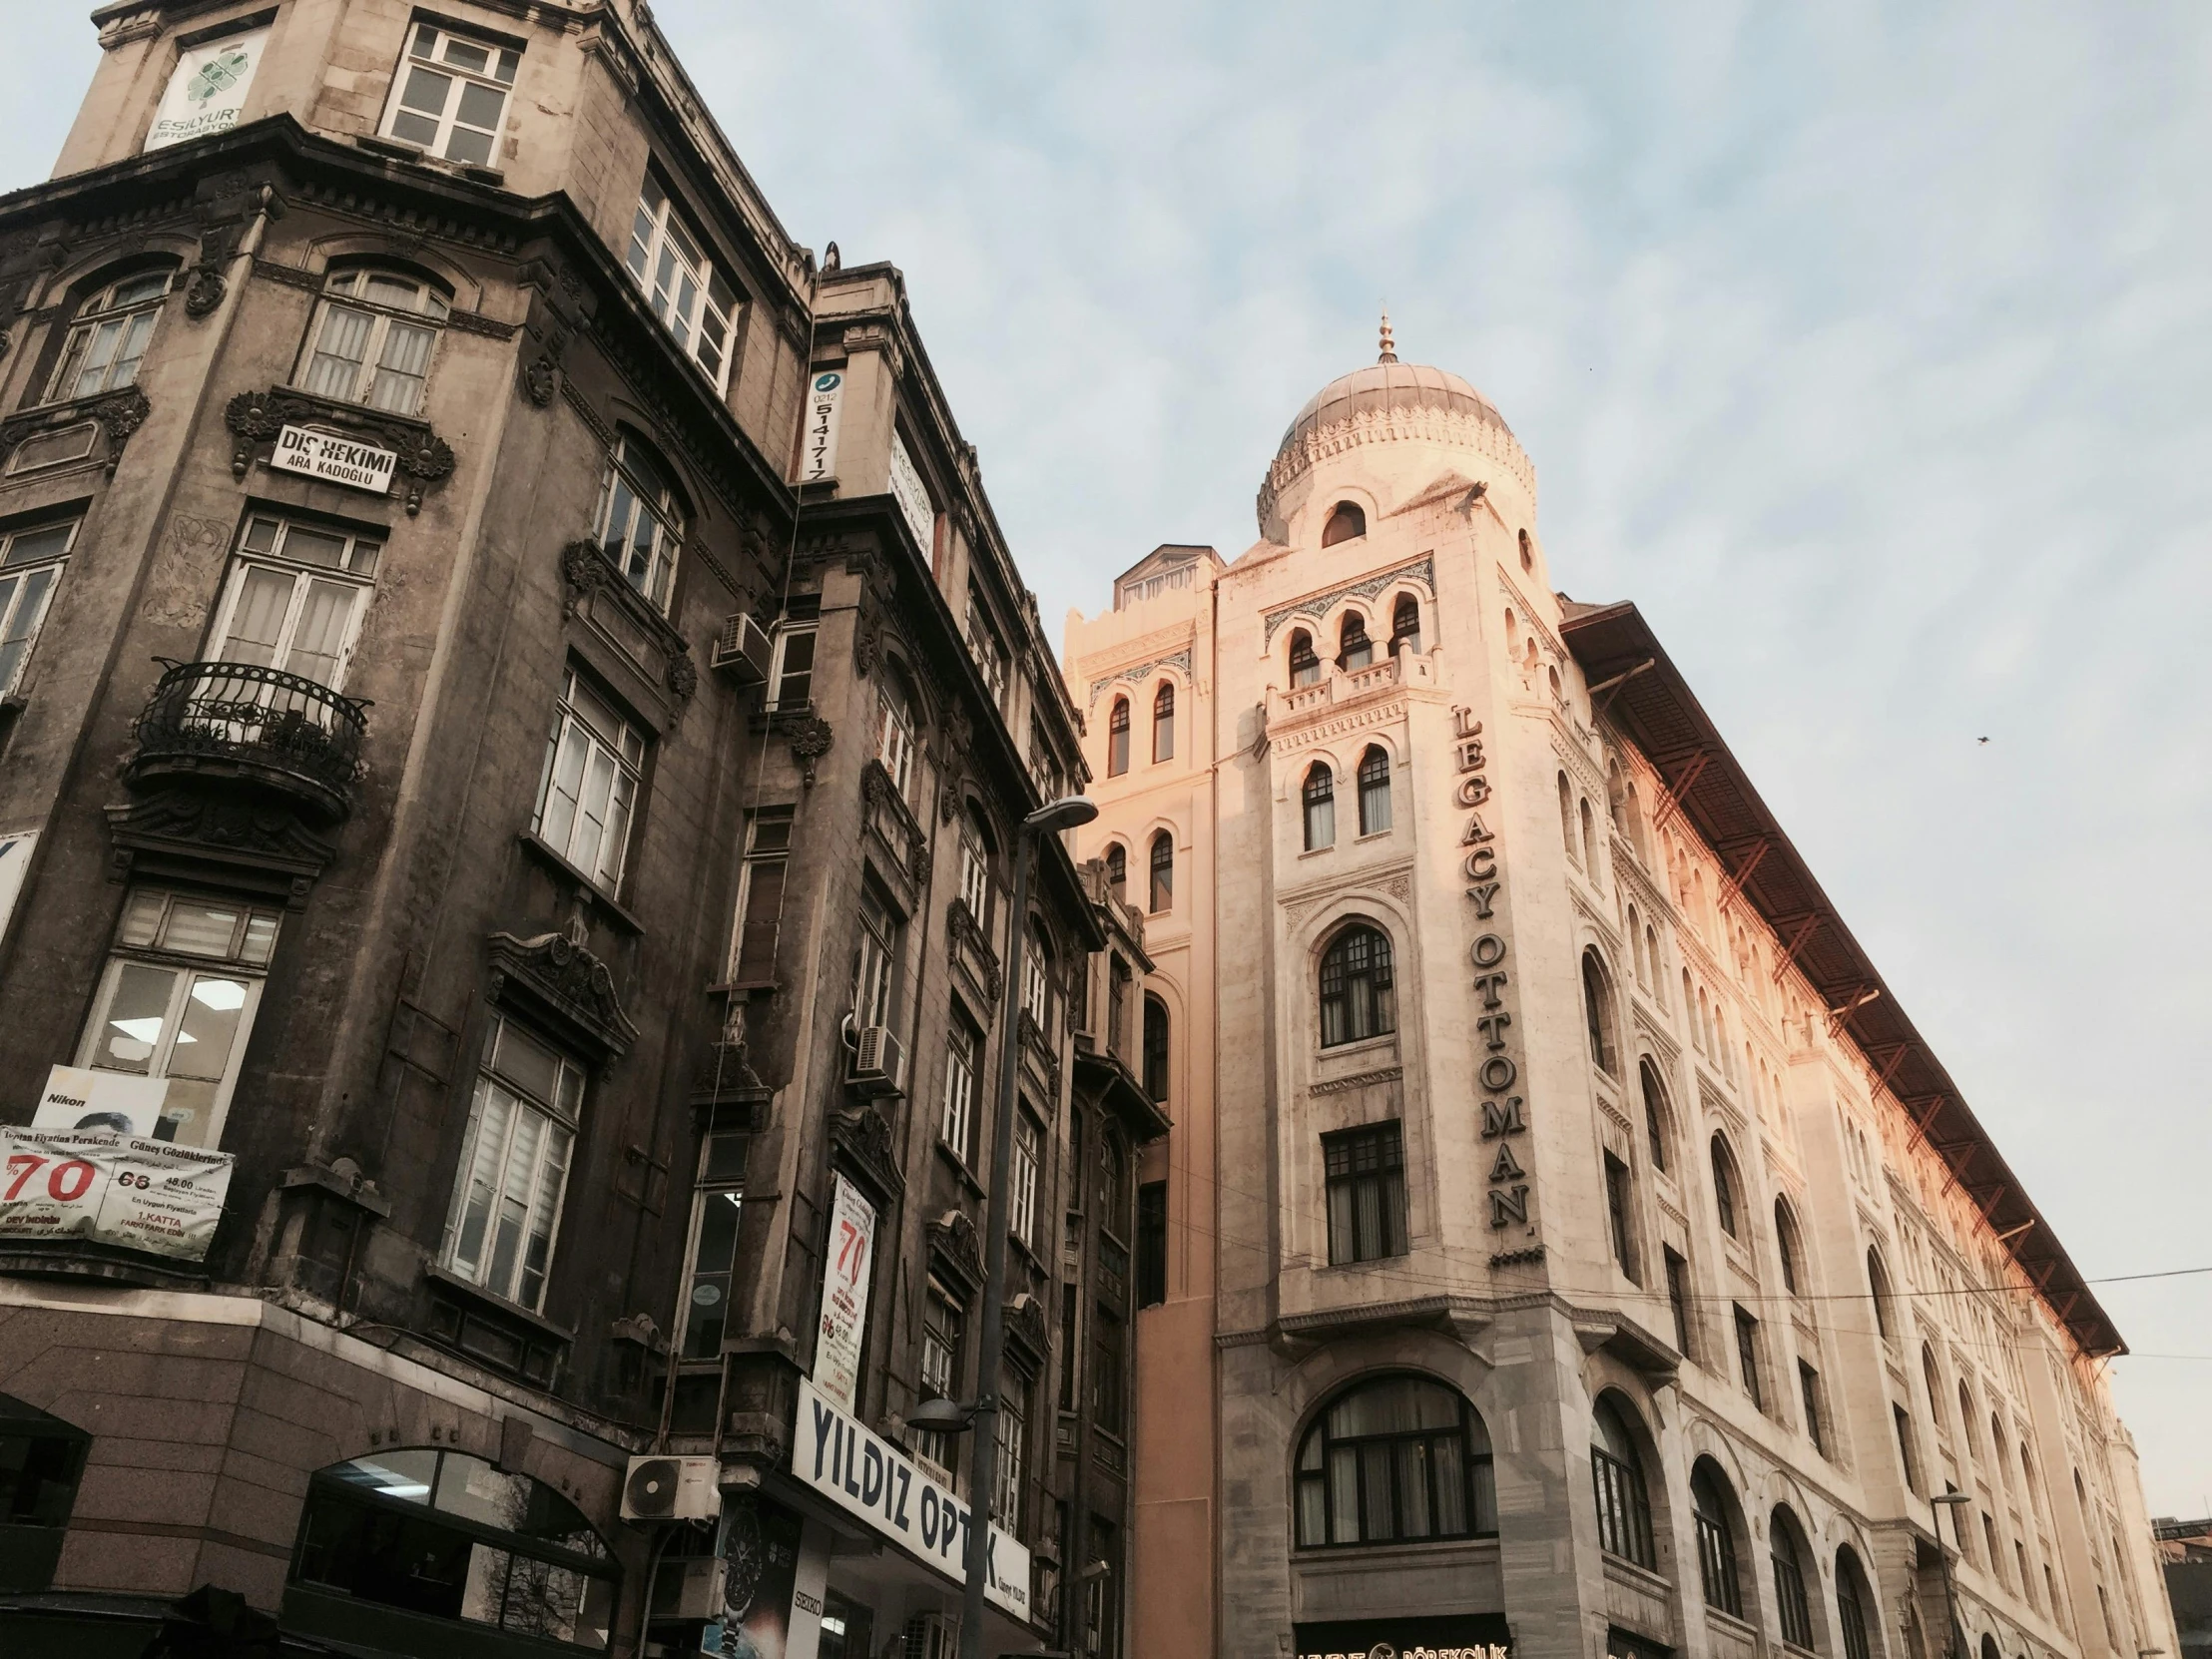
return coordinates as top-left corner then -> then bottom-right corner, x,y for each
1388,593 -> 1421,656
626,174 -> 737,387
1799,1363 -> 1826,1455
1604,1153 -> 1638,1282
1894,1405 -> 1920,1493
958,808 -> 994,924
1092,1297 -> 1125,1435
875,671 -> 917,796
965,588 -> 1008,705
1135,1182 -> 1166,1308
534,670 -> 645,892
1665,1248 -> 1693,1358
1641,1062 -> 1670,1172
442,1017 -> 583,1312
727,810 -> 792,985
1868,1249 -> 1895,1341
1711,1135 -> 1740,1237
1837,1548 -> 1874,1659
1357,746 -> 1391,834
1775,1198 -> 1803,1294
0,520 -> 80,697
1009,1111 -> 1041,1247
914,1285 -> 963,1472
297,268 -> 448,415
1104,842 -> 1126,900
1152,682 -> 1175,763
1106,696 -> 1131,776
1338,611 -> 1373,671
75,887 -> 279,1148
993,1371 -> 1026,1530
850,882 -> 899,1031
1771,1512 -> 1814,1649
1558,772 -> 1577,858
1319,924 -> 1395,1047
1735,1306 -> 1763,1407
1693,1461 -> 1743,1616
1591,1397 -> 1655,1567
379,23 -> 518,166
767,616 -> 818,711
1321,500 -> 1366,546
1148,831 -> 1173,912
1302,762 -> 1336,850
594,435 -> 686,613
1294,1376 -> 1495,1547
1580,797 -> 1601,884
1582,950 -> 1617,1073
1323,1122 -> 1407,1265
47,270 -> 170,403
209,514 -> 381,690
1142,995 -> 1170,1103
678,1132 -> 746,1361
1023,923 -> 1052,1029
940,1019 -> 977,1162
1289,628 -> 1320,687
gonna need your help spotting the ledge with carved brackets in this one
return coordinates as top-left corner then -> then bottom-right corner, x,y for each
106,790 -> 336,911
559,540 -> 698,726
944,894 -> 1003,1015
928,1209 -> 986,1299
1018,1008 -> 1061,1100
1003,1291 -> 1049,1377
485,930 -> 639,1068
861,760 -> 930,905
223,386 -> 455,514
0,383 -> 150,477
829,1101 -> 902,1207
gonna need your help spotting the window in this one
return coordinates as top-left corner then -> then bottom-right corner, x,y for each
1388,593 -> 1421,656
1591,1397 -> 1655,1567
768,615 -> 818,711
966,588 -> 1008,705
0,1392 -> 87,1587
46,269 -> 170,403
1295,1376 -> 1495,1547
1357,746 -> 1391,834
1582,949 -> 1616,1073
1894,1405 -> 1919,1492
75,887 -> 279,1148
1693,1461 -> 1743,1615
1712,1135 -> 1740,1237
1092,1298 -> 1126,1435
727,811 -> 792,985
1983,1513 -> 2002,1580
1106,696 -> 1130,776
208,514 -> 381,690
0,520 -> 80,697
1319,924 -> 1395,1047
1322,500 -> 1366,546
678,1132 -> 745,1361
1142,994 -> 1169,1103
1023,923 -> 1052,1030
1772,1512 -> 1814,1649
534,671 -> 645,892
442,1018 -> 583,1312
1775,1199 -> 1803,1294
914,1285 -> 963,1471
958,809 -> 994,925
1323,1122 -> 1407,1265
1104,842 -> 1127,899
1302,762 -> 1336,850
1107,954 -> 1130,1055
1558,772 -> 1576,858
297,268 -> 448,415
2016,1541 -> 2033,1606
1735,1306 -> 1763,1406
290,1450 -> 614,1650
626,174 -> 737,387
1152,682 -> 1175,763
1148,831 -> 1173,912
1665,1248 -> 1693,1358
851,881 -> 899,1031
1800,1362 -> 1826,1455
1289,628 -> 1321,687
992,1371 -> 1026,1530
940,1020 -> 977,1162
593,434 -> 686,613
1580,797 -> 1600,884
1838,1548 -> 1875,1659
1868,1249 -> 1895,1341
875,671 -> 917,796
1990,1413 -> 2007,1482
1136,1182 -> 1166,1308
1604,1153 -> 1638,1282
1338,612 -> 1373,671
1641,1062 -> 1670,1172
380,23 -> 518,166
1009,1112 -> 1041,1247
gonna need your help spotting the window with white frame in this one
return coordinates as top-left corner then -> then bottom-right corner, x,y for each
966,588 -> 1008,704
941,1019 -> 977,1162
726,810 -> 792,986
957,809 -> 992,924
46,270 -> 171,403
207,515 -> 381,690
1022,925 -> 1051,1031
74,887 -> 279,1149
887,430 -> 936,556
914,1283 -> 963,1472
875,674 -> 917,796
767,620 -> 817,712
625,174 -> 737,388
593,435 -> 686,614
678,1130 -> 746,1362
1009,1111 -> 1041,1247
441,1017 -> 583,1313
992,1370 -> 1026,1530
296,269 -> 449,416
533,670 -> 646,892
851,881 -> 899,1031
380,22 -> 518,167
0,520 -> 81,698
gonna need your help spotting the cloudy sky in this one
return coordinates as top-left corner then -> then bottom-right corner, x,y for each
10,3 -> 2208,1512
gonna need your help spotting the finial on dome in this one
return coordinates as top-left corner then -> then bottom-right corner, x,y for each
1378,306 -> 1397,364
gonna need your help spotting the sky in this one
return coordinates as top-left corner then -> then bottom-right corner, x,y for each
9,3 -> 2209,1513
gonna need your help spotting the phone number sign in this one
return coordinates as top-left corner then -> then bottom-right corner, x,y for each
0,1128 -> 234,1261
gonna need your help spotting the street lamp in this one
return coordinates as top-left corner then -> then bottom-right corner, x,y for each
1932,1488 -> 1972,1659
960,795 -> 1098,1659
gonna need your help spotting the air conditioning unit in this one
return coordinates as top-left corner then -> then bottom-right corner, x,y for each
847,1025 -> 906,1095
901,1612 -> 958,1659
652,1555 -> 728,1620
711,613 -> 773,685
622,1454 -> 722,1522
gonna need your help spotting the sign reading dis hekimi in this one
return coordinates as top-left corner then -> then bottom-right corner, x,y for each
146,27 -> 272,153
273,425 -> 399,495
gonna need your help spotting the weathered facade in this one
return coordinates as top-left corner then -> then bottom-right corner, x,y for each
1064,328 -> 2179,1659
0,5 -> 1159,1658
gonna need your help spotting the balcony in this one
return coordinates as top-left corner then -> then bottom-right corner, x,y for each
127,660 -> 367,823
1264,650 -> 1435,736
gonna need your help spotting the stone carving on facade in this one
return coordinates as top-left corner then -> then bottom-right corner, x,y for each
945,895 -> 1004,1005
223,388 -> 455,514
829,1102 -> 902,1204
0,383 -> 150,477
1262,555 -> 1436,649
183,267 -> 227,317
1086,646 -> 1194,711
485,931 -> 639,1064
852,597 -> 883,678
665,644 -> 698,708
522,354 -> 558,406
560,539 -> 611,617
1004,1292 -> 1048,1371
860,761 -> 929,883
785,716 -> 833,787
105,792 -> 335,906
928,1210 -> 985,1295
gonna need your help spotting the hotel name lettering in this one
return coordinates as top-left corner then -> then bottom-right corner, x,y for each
1452,706 -> 1531,1232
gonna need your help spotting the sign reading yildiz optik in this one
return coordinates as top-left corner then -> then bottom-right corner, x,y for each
813,1173 -> 877,1412
795,369 -> 844,484
273,425 -> 400,495
145,27 -> 273,153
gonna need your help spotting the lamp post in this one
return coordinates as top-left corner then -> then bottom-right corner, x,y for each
1932,1488 -> 1972,1659
956,794 -> 1098,1659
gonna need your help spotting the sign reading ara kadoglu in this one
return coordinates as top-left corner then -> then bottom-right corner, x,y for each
146,27 -> 272,152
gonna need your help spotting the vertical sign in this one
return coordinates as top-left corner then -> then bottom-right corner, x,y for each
796,370 -> 844,484
814,1173 -> 875,1412
719,1496 -> 805,1659
146,26 -> 272,152
0,830 -> 34,951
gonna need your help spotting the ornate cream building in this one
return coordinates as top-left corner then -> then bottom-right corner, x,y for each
1062,325 -> 2176,1659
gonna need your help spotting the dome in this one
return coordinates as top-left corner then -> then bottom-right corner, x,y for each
1276,360 -> 1511,465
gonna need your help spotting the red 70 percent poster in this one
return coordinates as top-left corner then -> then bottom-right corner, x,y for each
0,1128 -> 235,1262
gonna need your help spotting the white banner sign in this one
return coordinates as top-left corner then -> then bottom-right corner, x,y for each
795,370 -> 843,484
146,26 -> 271,152
273,425 -> 399,494
0,1127 -> 234,1262
814,1173 -> 876,1412
34,1065 -> 170,1139
794,1376 -> 1031,1622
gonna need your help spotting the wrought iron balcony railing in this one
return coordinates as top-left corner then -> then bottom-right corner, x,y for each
129,659 -> 368,822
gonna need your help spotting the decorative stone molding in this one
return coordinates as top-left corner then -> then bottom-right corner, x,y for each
829,1102 -> 902,1204
485,930 -> 638,1065
1004,1292 -> 1048,1372
1310,1066 -> 1401,1096
106,791 -> 335,909
1258,401 -> 1536,534
945,895 -> 1004,1007
1087,647 -> 1194,710
251,257 -> 323,293
928,1210 -> 985,1295
1263,556 -> 1435,649
223,387 -> 454,514
861,761 -> 929,887
785,716 -> 832,786
183,267 -> 227,317
0,384 -> 149,476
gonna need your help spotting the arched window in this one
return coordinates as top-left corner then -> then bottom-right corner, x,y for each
1648,928 -> 1664,1003
1143,994 -> 1170,1103
874,666 -> 918,796
1107,696 -> 1131,776
1289,628 -> 1321,687
1294,1375 -> 1495,1546
1868,1249 -> 1895,1342
1338,611 -> 1373,671
1302,762 -> 1336,850
1957,1383 -> 1977,1459
1319,924 -> 1395,1047
288,1449 -> 616,1652
1357,746 -> 1391,835
958,806 -> 995,924
594,432 -> 687,612
1582,950 -> 1617,1074
1980,1636 -> 2001,1659
1322,500 -> 1367,546
1711,1135 -> 1741,1237
1923,1346 -> 1945,1429
46,266 -> 173,404
1558,772 -> 1576,858
2019,1447 -> 2040,1516
298,267 -> 450,415
1518,527 -> 1534,571
1693,1459 -> 1744,1616
1771,1509 -> 1815,1649
1628,904 -> 1645,982
1152,681 -> 1175,763
1023,920 -> 1053,1028
1640,1062 -> 1670,1172
1389,593 -> 1421,656
1991,1415 -> 2007,1485
1837,1546 -> 1876,1659
1104,841 -> 1126,899
1591,1395 -> 1655,1567
1607,760 -> 1630,836
1774,1199 -> 1803,1294
1148,830 -> 1173,912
